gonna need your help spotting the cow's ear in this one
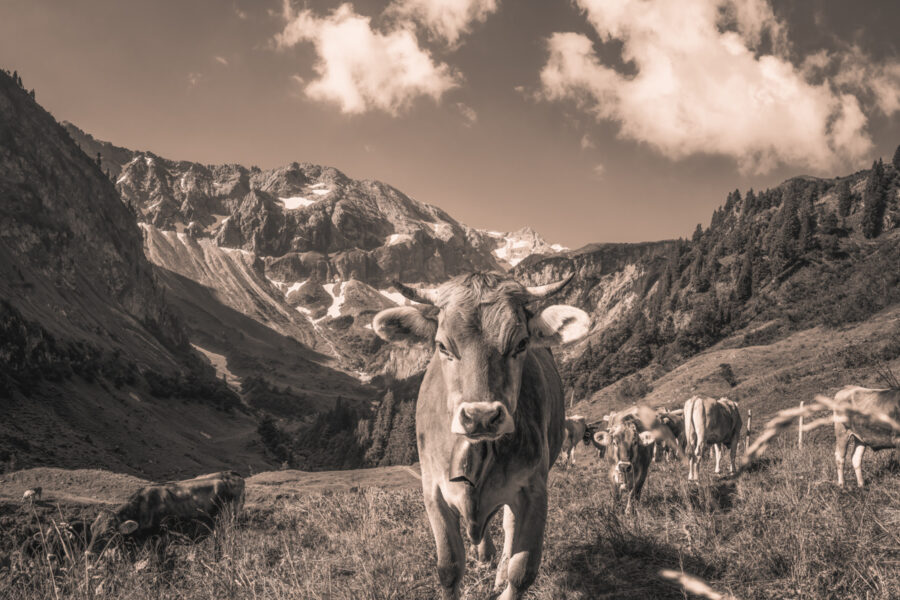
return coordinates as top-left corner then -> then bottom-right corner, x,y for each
638,431 -> 658,446
592,431 -> 610,447
118,520 -> 138,535
529,305 -> 590,346
373,307 -> 437,343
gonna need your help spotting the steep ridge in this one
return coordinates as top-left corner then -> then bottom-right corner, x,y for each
63,122 -> 571,380
0,70 -> 277,477
545,161 -> 900,407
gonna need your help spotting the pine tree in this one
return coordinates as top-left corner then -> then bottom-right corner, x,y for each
692,224 -> 704,243
836,179 -> 852,218
743,189 -> 756,215
95,152 -> 102,168
861,160 -> 887,239
893,144 -> 900,172
735,250 -> 753,302
798,189 -> 817,252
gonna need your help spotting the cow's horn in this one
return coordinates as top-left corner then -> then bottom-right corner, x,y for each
526,274 -> 573,298
392,281 -> 440,305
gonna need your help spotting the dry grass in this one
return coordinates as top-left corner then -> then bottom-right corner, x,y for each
3,437 -> 899,600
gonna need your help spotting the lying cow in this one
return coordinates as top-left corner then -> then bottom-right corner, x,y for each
22,487 -> 42,503
591,415 -> 665,513
18,520 -> 88,567
560,415 -> 588,465
87,471 -> 244,556
684,396 -> 742,480
833,386 -> 900,487
373,272 -> 589,600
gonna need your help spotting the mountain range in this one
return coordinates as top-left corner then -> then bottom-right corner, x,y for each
3,65 -> 899,475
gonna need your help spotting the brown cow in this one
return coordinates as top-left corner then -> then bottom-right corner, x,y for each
87,471 -> 244,556
655,409 -> 685,462
684,396 -> 742,480
560,415 -> 588,465
591,415 -> 663,512
604,405 -> 685,461
833,386 -> 900,487
373,272 -> 589,600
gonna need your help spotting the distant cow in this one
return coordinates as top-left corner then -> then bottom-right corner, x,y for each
560,416 -> 588,464
833,386 -> 900,487
655,410 -> 685,462
605,405 -> 686,462
87,471 -> 244,556
373,272 -> 589,600
684,396 -> 742,480
591,415 -> 662,512
22,487 -> 42,502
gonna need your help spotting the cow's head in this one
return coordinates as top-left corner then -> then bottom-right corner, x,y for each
373,272 -> 589,442
86,509 -> 138,556
592,417 -> 659,492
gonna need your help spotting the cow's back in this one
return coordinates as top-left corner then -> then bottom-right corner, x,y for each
838,386 -> 900,450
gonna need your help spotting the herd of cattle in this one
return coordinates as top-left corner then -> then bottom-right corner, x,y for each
12,272 -> 900,600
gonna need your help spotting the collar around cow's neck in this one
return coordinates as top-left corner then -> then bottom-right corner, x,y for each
449,438 -> 494,487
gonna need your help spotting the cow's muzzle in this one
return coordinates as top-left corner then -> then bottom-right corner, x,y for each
613,461 -> 634,486
451,402 -> 514,440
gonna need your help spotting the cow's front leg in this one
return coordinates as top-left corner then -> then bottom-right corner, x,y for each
424,488 -> 465,600
728,439 -> 738,474
497,486 -> 547,600
476,529 -> 496,564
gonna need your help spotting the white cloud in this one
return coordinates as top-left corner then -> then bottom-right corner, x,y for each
580,134 -> 595,150
388,0 -> 498,46
233,2 -> 248,20
539,0 -> 896,174
591,163 -> 605,178
275,2 -> 459,115
456,102 -> 477,126
214,56 -> 229,66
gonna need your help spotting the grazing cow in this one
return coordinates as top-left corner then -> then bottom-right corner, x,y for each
684,396 -> 742,480
87,471 -> 244,556
22,487 -> 42,502
560,415 -> 588,464
592,415 -> 661,512
373,272 -> 589,600
833,386 -> 900,487
655,410 -> 685,462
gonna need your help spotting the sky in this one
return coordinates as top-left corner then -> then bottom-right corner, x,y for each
2,0 -> 899,248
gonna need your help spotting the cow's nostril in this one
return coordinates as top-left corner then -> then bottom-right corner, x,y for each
488,408 -> 503,426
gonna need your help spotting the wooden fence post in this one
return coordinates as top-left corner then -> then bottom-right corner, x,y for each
745,409 -> 752,449
798,401 -> 804,449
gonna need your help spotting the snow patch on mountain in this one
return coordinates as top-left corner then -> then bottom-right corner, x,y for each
428,222 -> 454,242
387,233 -> 414,246
280,196 -> 317,210
485,227 -> 567,268
322,282 -> 345,320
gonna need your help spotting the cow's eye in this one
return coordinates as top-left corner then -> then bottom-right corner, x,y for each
512,338 -> 529,356
437,341 -> 453,359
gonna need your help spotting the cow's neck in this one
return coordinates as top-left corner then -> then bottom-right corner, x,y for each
448,438 -> 494,487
